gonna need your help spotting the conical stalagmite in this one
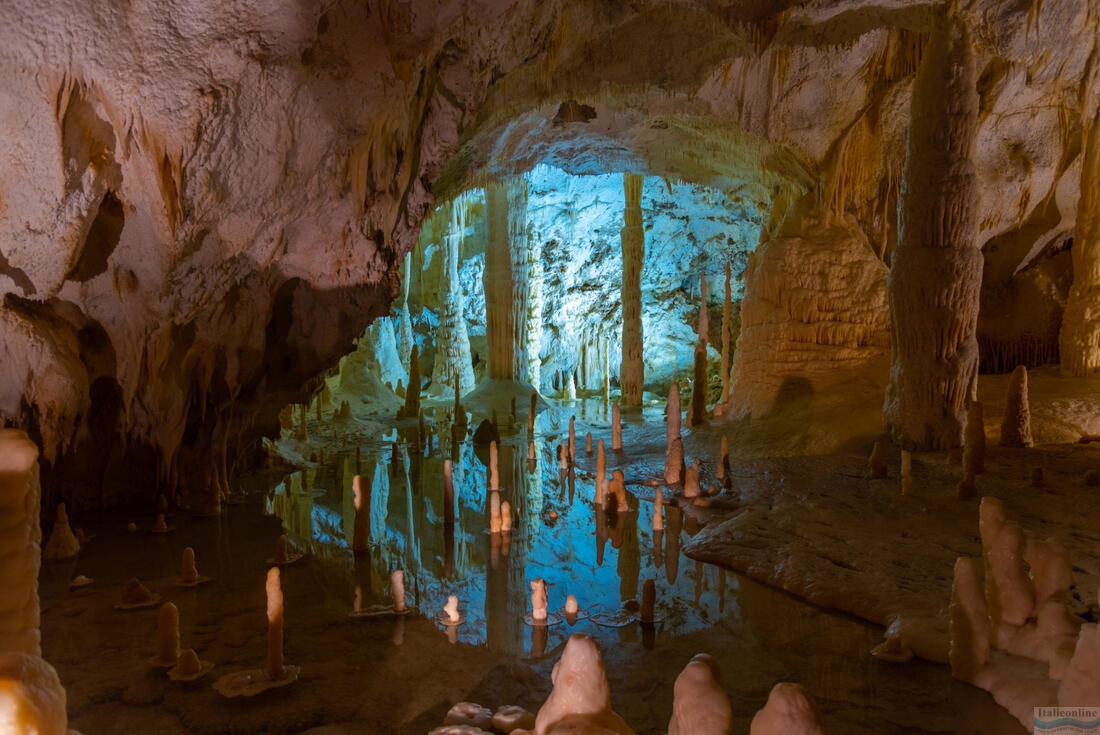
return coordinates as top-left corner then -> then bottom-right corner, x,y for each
999,365 -> 1033,447
883,7 -> 982,450
620,172 -> 645,407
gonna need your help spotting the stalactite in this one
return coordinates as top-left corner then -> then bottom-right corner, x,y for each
1059,114 -> 1100,375
884,7 -> 982,450
430,192 -> 477,396
620,172 -> 645,406
485,176 -> 531,381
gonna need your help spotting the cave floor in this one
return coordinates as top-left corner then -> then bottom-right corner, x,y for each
41,397 -> 1027,734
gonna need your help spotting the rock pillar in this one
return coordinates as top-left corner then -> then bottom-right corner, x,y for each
1060,114 -> 1100,375
620,173 -> 645,406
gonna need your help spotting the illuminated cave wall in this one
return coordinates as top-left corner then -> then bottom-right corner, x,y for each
400,166 -> 762,399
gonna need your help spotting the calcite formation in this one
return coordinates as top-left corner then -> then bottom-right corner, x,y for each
0,431 -> 41,655
619,173 -> 645,407
0,652 -> 72,735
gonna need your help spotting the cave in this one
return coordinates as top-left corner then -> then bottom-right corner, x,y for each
2,2 -> 1100,734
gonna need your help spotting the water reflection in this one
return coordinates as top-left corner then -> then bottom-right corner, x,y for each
267,400 -> 738,658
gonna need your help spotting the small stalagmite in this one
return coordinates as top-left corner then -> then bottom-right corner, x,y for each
596,439 -> 608,502
963,401 -> 985,474
999,365 -> 1033,447
611,403 -> 622,451
749,683 -> 826,735
668,653 -> 732,735
565,595 -> 579,615
530,578 -> 548,622
153,602 -> 181,667
181,547 -> 199,584
640,579 -> 656,624
267,567 -> 287,681
390,570 -> 406,613
42,503 -> 80,561
683,461 -> 702,499
489,441 -> 500,490
585,432 -> 593,454
868,440 -> 887,479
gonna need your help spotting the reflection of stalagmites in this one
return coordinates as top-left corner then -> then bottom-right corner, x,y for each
443,461 -> 455,525
999,366 -> 1033,447
444,596 -> 460,624
494,705 -> 536,733
1030,467 -> 1045,488
668,653 -> 731,735
444,702 -> 493,730
640,579 -> 656,624
532,634 -> 634,735
749,683 -> 826,735
335,400 -> 351,420
266,567 -> 286,681
501,501 -> 512,532
585,432 -> 593,454
43,503 -> 80,560
596,440 -> 607,503
0,652 -> 71,735
979,498 -> 1033,628
609,470 -> 630,512
527,442 -> 536,461
531,578 -> 548,621
665,384 -> 684,485
181,547 -> 199,584
528,391 -> 537,435
612,403 -> 622,451
949,556 -> 989,681
489,492 -> 502,534
154,602 -> 181,666
390,570 -> 406,613
683,461 -> 701,498
274,535 -> 289,564
397,346 -> 421,419
489,441 -> 500,491
558,444 -> 568,470
653,488 -> 664,531
868,440 -> 887,479
568,417 -> 576,463
963,401 -> 985,474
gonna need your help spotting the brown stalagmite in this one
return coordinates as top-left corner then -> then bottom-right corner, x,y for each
963,401 -> 986,473
1060,114 -> 1100,375
665,384 -> 684,484
568,416 -> 576,463
999,365 -> 1033,447
352,474 -> 371,554
611,403 -> 622,451
620,173 -> 645,406
485,177 -> 530,381
688,274 -> 708,427
883,7 -> 982,450
720,263 -> 732,406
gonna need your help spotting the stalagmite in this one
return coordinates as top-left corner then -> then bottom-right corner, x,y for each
530,578 -> 548,622
668,654 -> 732,735
683,461 -> 701,499
266,567 -> 286,681
443,460 -> 455,525
397,345 -> 421,419
720,263 -> 733,406
532,635 -> 634,735
949,556 -> 989,681
883,6 -> 982,450
527,441 -> 536,461
0,652 -> 71,735
180,547 -> 199,584
1059,114 -> 1100,375
640,579 -> 656,624
609,470 -> 630,512
665,385 -> 684,485
390,570 -> 406,613
565,595 -> 579,616
596,439 -> 607,503
558,444 -> 568,470
568,417 -> 576,462
489,441 -> 500,491
500,501 -> 512,532
620,172 -> 645,407
0,431 -> 41,656
963,401 -> 986,474
443,596 -> 460,624
153,603 -> 180,667
42,504 -> 79,561
999,365 -> 1033,447
688,274 -> 709,427
585,432 -> 593,454
611,403 -> 622,451
868,440 -> 887,479
653,488 -> 664,531
749,683 -> 826,735
980,498 -> 1034,629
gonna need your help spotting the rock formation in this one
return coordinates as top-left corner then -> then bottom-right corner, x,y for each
1059,114 -> 1100,376
532,635 -> 634,735
999,365 -> 1033,447
0,431 -> 41,655
668,654 -> 732,735
620,173 -> 645,406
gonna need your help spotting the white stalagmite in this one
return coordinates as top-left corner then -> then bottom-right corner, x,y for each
667,654 -> 732,735
1059,113 -> 1100,376
883,6 -> 982,450
611,403 -> 622,451
749,683 -> 826,735
0,431 -> 42,655
999,365 -> 1033,447
532,634 -> 634,735
620,172 -> 645,407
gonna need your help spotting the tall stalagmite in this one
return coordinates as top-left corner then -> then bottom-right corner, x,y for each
883,7 -> 981,450
485,177 -> 532,382
688,273 -> 708,427
430,192 -> 477,396
1060,114 -> 1100,375
619,173 -> 645,406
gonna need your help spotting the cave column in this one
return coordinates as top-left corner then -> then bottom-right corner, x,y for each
1059,114 -> 1100,375
883,8 -> 982,450
620,173 -> 645,406
485,177 -> 532,382
430,192 -> 477,396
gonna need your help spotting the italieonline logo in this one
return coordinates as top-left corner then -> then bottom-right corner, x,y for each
1035,707 -> 1100,733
